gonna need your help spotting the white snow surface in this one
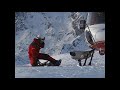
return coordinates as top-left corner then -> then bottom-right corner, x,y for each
15,51 -> 105,78
15,12 -> 105,78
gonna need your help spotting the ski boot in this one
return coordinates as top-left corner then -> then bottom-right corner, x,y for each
53,59 -> 62,66
46,59 -> 62,66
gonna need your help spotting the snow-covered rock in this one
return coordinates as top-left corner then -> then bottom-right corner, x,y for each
15,12 -> 89,65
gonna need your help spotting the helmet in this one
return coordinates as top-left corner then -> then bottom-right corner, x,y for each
36,35 -> 45,44
36,35 -> 40,39
36,35 -> 45,40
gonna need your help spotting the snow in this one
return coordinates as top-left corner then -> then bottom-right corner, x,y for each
15,12 -> 105,78
15,66 -> 104,78
15,51 -> 105,78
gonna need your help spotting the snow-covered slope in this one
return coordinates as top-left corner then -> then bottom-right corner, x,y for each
15,51 -> 105,78
15,12 -> 105,78
15,12 -> 89,65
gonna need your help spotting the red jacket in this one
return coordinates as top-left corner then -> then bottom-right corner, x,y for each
28,38 -> 44,65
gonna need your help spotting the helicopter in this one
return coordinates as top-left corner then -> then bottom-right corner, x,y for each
79,12 -> 105,55
70,12 -> 105,66
85,12 -> 105,55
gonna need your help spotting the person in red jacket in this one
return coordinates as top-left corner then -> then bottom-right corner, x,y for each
28,35 -> 61,66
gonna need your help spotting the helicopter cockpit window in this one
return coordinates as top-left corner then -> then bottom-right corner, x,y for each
80,20 -> 86,29
87,12 -> 105,25
85,30 -> 94,45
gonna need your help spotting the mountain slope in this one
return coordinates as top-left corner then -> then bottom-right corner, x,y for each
15,12 -> 90,65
